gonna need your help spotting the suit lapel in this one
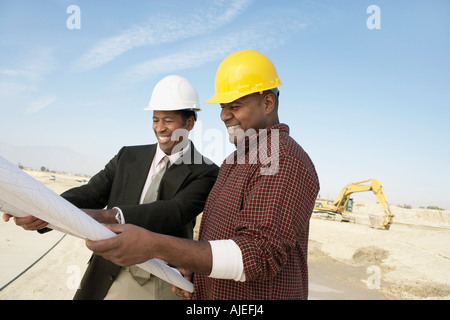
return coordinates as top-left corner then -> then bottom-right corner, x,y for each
159,142 -> 202,200
159,164 -> 191,200
122,142 -> 203,202
124,145 -> 156,204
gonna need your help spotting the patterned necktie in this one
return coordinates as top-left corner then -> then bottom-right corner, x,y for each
143,155 -> 170,204
129,155 -> 170,285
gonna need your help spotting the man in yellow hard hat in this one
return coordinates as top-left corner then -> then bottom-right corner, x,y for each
85,50 -> 320,300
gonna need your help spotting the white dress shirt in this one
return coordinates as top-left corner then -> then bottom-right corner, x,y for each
138,142 -> 190,204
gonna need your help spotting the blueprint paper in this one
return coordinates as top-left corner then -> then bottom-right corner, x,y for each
0,198 -> 78,237
0,156 -> 193,292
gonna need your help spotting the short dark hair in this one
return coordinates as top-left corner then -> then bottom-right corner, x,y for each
175,110 -> 197,123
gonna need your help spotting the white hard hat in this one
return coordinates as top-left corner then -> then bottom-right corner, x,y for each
145,75 -> 201,111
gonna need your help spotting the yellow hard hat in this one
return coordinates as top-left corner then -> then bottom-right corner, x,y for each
206,49 -> 282,104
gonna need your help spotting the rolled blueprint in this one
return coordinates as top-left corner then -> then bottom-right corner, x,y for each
0,199 -> 79,237
0,156 -> 194,292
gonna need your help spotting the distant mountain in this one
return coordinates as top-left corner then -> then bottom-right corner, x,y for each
0,141 -> 102,175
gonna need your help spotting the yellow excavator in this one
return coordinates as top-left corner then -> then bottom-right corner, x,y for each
314,179 -> 394,230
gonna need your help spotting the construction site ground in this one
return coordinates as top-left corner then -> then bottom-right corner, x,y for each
1,171 -> 449,300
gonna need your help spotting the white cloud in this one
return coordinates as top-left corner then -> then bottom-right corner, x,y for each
72,0 -> 253,71
122,18 -> 306,83
0,47 -> 56,113
26,94 -> 57,114
0,47 -> 56,82
0,80 -> 37,98
122,45 -> 228,83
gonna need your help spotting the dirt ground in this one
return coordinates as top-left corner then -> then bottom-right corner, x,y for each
0,170 -> 449,300
308,201 -> 450,300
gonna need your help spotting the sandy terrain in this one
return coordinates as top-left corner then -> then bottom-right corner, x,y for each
0,170 -> 449,300
309,206 -> 450,300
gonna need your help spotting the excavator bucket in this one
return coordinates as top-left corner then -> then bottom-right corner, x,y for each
369,214 -> 393,230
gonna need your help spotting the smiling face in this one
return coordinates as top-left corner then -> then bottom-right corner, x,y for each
152,110 -> 195,155
220,91 -> 278,145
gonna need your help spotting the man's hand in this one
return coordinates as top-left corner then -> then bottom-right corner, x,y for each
3,213 -> 48,231
86,223 -> 213,279
172,268 -> 193,300
85,224 -> 154,266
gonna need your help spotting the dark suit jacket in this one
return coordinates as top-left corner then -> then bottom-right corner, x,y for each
60,142 -> 219,300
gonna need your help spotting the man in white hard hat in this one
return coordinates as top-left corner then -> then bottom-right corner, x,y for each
5,75 -> 219,300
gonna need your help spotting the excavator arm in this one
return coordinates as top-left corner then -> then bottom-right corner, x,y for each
315,179 -> 394,230
333,180 -> 374,208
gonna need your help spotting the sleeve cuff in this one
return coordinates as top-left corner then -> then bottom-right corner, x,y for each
112,206 -> 125,224
209,239 -> 246,282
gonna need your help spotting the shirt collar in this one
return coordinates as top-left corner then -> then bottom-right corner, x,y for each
155,140 -> 191,167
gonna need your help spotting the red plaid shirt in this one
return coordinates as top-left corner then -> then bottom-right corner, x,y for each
193,123 -> 320,299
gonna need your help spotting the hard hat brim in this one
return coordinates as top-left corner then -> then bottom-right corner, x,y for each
206,83 -> 282,104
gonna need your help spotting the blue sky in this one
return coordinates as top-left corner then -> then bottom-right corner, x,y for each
0,0 -> 449,208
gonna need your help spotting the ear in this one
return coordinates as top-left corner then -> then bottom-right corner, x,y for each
186,115 -> 195,131
262,92 -> 276,115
